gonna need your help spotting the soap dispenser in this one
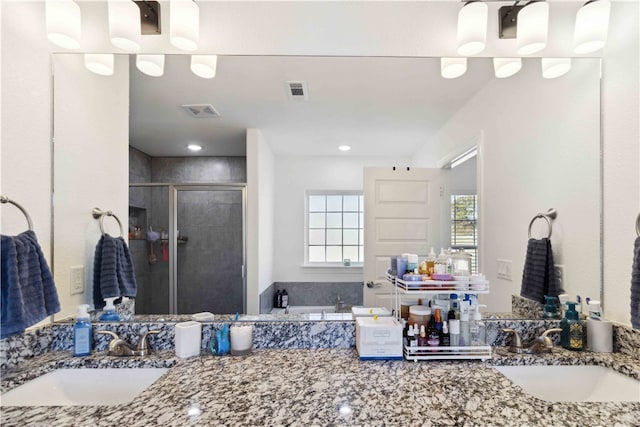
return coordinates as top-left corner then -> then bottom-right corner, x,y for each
74,304 -> 92,357
542,295 -> 560,319
99,297 -> 120,321
560,302 -> 586,351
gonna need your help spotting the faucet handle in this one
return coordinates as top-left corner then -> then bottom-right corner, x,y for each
137,330 -> 161,353
501,328 -> 523,349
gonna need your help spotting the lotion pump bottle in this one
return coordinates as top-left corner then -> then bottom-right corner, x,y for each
469,304 -> 487,346
74,304 -> 92,357
99,297 -> 120,321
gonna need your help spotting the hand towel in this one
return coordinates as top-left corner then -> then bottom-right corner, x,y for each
520,238 -> 560,304
93,234 -> 137,309
1,230 -> 60,339
631,236 -> 640,329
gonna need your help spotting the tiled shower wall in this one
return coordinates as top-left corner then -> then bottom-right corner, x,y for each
260,282 -> 364,313
128,147 -> 246,315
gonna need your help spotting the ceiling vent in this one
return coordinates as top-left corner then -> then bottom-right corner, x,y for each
285,81 -> 308,100
181,104 -> 221,118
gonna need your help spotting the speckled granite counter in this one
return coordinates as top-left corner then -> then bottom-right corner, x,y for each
2,348 -> 639,426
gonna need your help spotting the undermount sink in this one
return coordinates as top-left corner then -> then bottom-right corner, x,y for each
1,368 -> 168,407
495,365 -> 640,402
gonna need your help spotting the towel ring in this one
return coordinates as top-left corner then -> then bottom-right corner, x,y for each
528,208 -> 557,239
1,195 -> 33,231
92,208 -> 124,238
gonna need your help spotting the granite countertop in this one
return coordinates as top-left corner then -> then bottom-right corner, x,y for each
2,348 -> 639,426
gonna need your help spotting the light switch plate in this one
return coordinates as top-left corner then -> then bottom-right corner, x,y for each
70,266 -> 84,295
496,259 -> 512,281
555,265 -> 564,289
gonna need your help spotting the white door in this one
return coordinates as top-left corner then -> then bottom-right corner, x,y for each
363,167 -> 442,310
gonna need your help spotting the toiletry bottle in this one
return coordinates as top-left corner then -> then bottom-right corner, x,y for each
435,248 -> 448,275
449,319 -> 460,346
426,247 -> 436,276
273,290 -> 281,308
74,304 -> 92,357
434,308 -> 443,334
418,325 -> 428,347
469,304 -> 487,346
427,317 -> 440,347
441,321 -> 451,346
587,300 -> 602,320
449,294 -> 459,318
542,295 -> 560,319
407,324 -> 416,347
281,289 -> 289,308
99,297 -> 120,321
560,302 -> 586,351
459,301 -> 470,346
558,293 -> 569,318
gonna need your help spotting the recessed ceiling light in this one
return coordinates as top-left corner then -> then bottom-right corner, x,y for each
187,144 -> 202,152
338,145 -> 351,152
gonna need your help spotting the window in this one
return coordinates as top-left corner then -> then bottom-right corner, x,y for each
306,192 -> 364,265
451,194 -> 477,273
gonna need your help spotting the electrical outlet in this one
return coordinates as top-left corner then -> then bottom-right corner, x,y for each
70,266 -> 84,295
496,259 -> 512,281
555,265 -> 564,289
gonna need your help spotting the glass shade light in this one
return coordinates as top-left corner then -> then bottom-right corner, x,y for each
441,58 -> 467,79
493,58 -> 522,79
338,145 -> 351,152
574,0 -> 611,54
516,1 -> 549,55
457,2 -> 488,56
190,55 -> 218,79
170,0 -> 200,51
46,0 -> 82,50
187,144 -> 202,152
108,0 -> 141,51
84,54 -> 114,76
136,55 -> 165,77
541,58 -> 572,79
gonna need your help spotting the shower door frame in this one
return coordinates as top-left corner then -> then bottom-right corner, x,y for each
129,183 -> 247,314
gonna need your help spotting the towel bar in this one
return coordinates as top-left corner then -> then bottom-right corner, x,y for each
92,207 -> 124,237
0,195 -> 33,231
528,208 -> 557,239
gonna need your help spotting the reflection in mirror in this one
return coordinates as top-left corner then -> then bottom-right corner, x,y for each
52,54 -> 601,321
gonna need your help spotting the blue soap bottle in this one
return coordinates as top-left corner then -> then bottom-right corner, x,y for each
99,297 -> 120,321
560,302 -> 585,351
74,304 -> 93,357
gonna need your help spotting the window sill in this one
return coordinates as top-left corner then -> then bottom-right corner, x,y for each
301,263 -> 363,270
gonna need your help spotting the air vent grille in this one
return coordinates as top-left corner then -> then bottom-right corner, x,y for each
286,81 -> 308,100
181,104 -> 221,118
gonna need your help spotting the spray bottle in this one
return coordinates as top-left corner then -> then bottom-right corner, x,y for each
74,304 -> 92,357
99,297 -> 120,321
459,300 -> 471,346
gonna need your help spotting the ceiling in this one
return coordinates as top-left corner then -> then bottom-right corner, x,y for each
129,55 -> 496,157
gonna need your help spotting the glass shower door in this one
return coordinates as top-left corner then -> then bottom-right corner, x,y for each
175,186 -> 245,314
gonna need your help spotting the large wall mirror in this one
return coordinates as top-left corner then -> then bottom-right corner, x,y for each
52,53 -> 602,320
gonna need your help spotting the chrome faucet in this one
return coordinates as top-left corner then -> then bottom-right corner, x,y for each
502,328 -> 562,354
97,330 -> 160,356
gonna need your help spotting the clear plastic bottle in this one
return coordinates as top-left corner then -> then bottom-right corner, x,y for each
459,301 -> 470,346
469,304 -> 487,346
449,319 -> 460,346
426,247 -> 437,277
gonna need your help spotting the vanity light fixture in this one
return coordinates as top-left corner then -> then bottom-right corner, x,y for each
136,54 -> 165,77
84,54 -> 115,76
574,0 -> 611,54
190,55 -> 218,79
187,144 -> 202,152
45,0 -> 82,50
441,58 -> 467,79
516,1 -> 549,55
338,145 -> 351,152
457,1 -> 488,56
493,57 -> 522,78
170,0 -> 199,51
541,58 -> 572,79
108,0 -> 141,51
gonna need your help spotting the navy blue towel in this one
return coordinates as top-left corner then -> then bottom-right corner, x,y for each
1,230 -> 60,339
520,238 -> 561,304
631,236 -> 640,329
93,234 -> 137,309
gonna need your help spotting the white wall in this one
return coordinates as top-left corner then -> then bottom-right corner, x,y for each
52,55 -> 129,319
272,155 -> 409,282
414,59 -> 602,314
246,129 -> 275,314
602,1 -> 640,326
